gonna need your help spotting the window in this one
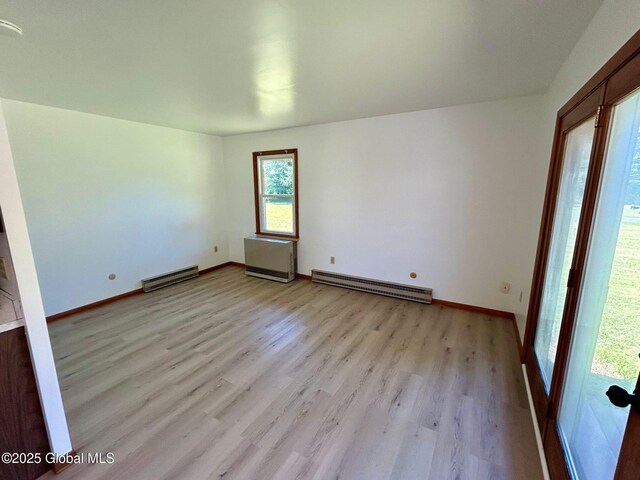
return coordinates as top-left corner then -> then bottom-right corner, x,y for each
253,149 -> 298,238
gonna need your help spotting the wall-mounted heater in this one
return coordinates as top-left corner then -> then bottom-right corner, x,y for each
311,269 -> 432,304
141,265 -> 199,292
244,236 -> 297,283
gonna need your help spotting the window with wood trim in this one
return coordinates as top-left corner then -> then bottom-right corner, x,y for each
253,149 -> 299,239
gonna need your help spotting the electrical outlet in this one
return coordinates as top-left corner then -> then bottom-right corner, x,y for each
500,282 -> 511,294
214,245 -> 219,253
330,256 -> 335,264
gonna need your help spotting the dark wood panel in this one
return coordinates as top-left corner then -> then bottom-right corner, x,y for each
614,374 -> 640,479
559,88 -> 602,133
558,28 -> 640,118
544,421 -> 571,480
0,327 -> 51,480
605,51 -> 640,105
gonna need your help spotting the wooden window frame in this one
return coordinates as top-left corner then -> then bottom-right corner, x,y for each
252,149 -> 299,240
523,28 -> 640,480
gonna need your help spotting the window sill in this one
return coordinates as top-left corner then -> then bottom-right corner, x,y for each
255,233 -> 299,241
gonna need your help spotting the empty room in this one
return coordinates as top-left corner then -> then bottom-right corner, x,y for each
1,1 -> 639,479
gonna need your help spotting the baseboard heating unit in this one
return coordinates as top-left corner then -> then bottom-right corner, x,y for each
311,269 -> 433,304
244,236 -> 297,283
141,265 -> 199,292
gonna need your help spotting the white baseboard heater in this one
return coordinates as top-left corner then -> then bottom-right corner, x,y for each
311,269 -> 433,304
244,236 -> 297,283
141,265 -> 199,292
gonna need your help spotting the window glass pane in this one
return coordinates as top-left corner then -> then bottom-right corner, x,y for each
262,196 -> 294,234
534,118 -> 595,391
262,158 -> 294,195
558,89 -> 640,480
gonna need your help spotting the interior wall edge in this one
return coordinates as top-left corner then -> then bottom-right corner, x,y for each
0,102 -> 72,455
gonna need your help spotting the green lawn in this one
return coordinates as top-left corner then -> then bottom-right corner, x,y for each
264,201 -> 294,234
595,213 -> 640,381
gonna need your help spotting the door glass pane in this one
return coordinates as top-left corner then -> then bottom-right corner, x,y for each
535,118 -> 596,390
558,89 -> 640,480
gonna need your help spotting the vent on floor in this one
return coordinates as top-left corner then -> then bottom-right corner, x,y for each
141,265 -> 199,292
311,270 -> 432,304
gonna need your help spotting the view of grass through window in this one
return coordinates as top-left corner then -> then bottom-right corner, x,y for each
264,199 -> 294,233
556,97 -> 640,480
592,130 -> 640,381
260,157 -> 295,234
541,126 -> 640,386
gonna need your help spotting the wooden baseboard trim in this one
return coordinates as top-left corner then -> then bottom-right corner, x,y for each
46,289 -> 143,323
199,261 -> 234,276
432,298 -> 523,360
512,315 -> 524,362
431,298 -> 514,320
51,450 -> 78,474
45,262 -> 524,359
47,262 -> 234,323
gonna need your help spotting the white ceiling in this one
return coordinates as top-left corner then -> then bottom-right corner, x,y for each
0,1 -> 602,136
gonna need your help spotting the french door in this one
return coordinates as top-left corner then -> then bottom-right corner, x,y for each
524,29 -> 640,480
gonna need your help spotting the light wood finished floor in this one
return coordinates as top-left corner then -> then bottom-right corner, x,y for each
41,266 -> 542,480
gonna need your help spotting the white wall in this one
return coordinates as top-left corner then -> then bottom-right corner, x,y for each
0,103 -> 72,455
223,95 -> 547,319
1,99 -> 229,316
545,0 -> 640,117
536,0 -> 640,177
223,0 -> 640,342
5,0 -> 638,336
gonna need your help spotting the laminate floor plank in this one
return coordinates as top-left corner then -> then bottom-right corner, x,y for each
39,266 -> 543,480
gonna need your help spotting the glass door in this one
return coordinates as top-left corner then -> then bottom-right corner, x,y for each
534,118 -> 596,391
524,29 -> 640,480
557,88 -> 640,480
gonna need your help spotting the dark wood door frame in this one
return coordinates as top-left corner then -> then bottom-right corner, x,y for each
523,28 -> 640,480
